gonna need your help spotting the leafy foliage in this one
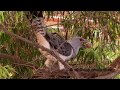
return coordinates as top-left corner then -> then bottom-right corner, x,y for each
0,11 -> 120,78
0,65 -> 15,79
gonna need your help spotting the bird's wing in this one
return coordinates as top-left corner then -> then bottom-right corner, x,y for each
44,33 -> 73,56
28,14 -> 73,57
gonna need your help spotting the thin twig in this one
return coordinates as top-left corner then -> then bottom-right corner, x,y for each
13,62 -> 36,69
94,70 -> 120,79
0,53 -> 38,69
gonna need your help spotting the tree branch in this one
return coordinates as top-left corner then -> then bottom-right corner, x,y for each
93,70 -> 120,79
0,53 -> 38,69
0,24 -> 80,79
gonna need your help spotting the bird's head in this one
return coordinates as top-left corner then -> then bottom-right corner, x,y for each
68,37 -> 91,57
70,37 -> 92,49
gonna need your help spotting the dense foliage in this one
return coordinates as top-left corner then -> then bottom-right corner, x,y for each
0,11 -> 120,79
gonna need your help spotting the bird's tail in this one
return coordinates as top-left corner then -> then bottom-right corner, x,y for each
26,11 -> 47,36
31,17 -> 47,36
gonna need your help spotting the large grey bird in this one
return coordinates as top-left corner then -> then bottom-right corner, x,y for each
27,11 -> 91,71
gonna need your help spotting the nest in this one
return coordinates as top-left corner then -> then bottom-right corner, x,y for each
30,57 -> 120,79
31,66 -> 115,79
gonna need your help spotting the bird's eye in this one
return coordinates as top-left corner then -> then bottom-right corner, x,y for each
79,38 -> 83,41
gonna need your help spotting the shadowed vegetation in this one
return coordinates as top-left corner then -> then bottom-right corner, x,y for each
0,11 -> 120,79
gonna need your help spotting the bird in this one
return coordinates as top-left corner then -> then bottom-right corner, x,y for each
26,11 -> 91,71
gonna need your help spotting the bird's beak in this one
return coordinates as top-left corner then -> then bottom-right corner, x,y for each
85,42 -> 92,48
83,40 -> 92,48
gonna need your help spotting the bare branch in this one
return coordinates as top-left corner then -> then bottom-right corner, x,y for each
93,70 -> 120,79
